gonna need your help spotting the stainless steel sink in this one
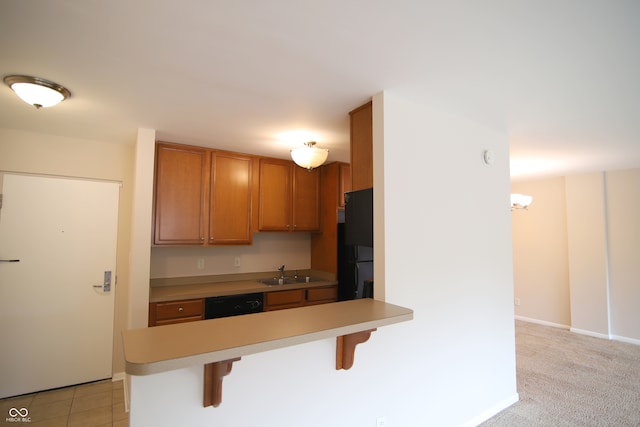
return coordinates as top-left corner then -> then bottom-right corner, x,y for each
260,278 -> 293,286
260,277 -> 322,286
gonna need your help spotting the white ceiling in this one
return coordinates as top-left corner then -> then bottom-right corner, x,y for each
1,1 -> 639,181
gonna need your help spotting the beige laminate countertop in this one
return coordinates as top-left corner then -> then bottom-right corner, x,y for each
149,279 -> 339,303
149,280 -> 338,302
123,299 -> 413,376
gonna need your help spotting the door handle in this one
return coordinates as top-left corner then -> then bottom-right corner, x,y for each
92,271 -> 112,292
0,259 -> 20,262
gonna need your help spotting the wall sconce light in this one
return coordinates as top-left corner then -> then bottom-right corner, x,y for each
290,141 -> 329,171
4,75 -> 71,109
511,193 -> 533,210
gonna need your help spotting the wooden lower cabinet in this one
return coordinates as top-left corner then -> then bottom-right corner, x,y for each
264,289 -> 306,311
306,285 -> 339,306
149,298 -> 205,326
264,285 -> 338,311
149,286 -> 338,323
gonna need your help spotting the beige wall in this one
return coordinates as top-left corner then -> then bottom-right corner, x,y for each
0,127 -> 134,375
605,169 -> 640,342
565,173 -> 610,336
150,232 -> 311,278
511,177 -> 571,326
512,169 -> 640,343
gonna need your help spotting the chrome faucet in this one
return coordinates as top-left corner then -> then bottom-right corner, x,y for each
278,265 -> 285,279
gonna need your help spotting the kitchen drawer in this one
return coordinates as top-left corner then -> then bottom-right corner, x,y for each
264,289 -> 305,311
149,298 -> 204,326
306,285 -> 338,305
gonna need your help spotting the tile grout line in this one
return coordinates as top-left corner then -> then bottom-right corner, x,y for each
65,386 -> 77,427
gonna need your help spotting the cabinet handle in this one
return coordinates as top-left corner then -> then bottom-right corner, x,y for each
200,237 -> 205,241
178,307 -> 184,312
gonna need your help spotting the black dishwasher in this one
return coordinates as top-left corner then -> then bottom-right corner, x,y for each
205,293 -> 264,319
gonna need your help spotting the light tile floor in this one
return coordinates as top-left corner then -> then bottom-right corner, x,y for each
0,379 -> 128,427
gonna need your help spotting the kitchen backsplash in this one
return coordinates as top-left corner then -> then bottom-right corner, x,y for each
150,232 -> 311,278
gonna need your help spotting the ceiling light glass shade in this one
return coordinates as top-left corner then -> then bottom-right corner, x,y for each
4,75 -> 71,109
511,193 -> 533,210
291,141 -> 329,170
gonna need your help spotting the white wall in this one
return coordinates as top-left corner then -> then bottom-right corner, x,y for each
130,91 -> 518,427
377,91 -> 517,426
128,129 -> 155,329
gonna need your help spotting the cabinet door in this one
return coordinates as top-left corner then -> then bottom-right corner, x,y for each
349,101 -> 373,191
154,143 -> 209,245
149,299 -> 204,326
264,289 -> 305,311
306,285 -> 338,306
339,163 -> 351,208
258,158 -> 292,231
209,152 -> 253,244
292,166 -> 320,231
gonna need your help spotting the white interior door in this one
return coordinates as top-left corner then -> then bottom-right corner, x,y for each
0,173 -> 120,399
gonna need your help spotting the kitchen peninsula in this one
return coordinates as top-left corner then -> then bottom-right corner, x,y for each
123,298 -> 413,407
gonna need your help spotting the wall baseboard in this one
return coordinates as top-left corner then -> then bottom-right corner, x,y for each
570,327 -> 610,340
610,335 -> 640,346
112,372 -> 129,412
461,393 -> 519,427
515,315 -> 570,329
516,318 -> 640,346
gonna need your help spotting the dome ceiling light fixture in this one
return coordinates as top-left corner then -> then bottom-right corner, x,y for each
290,141 -> 329,171
3,75 -> 71,109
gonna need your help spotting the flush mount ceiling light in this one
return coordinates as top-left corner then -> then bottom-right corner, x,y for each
511,193 -> 533,210
290,141 -> 329,171
4,75 -> 71,109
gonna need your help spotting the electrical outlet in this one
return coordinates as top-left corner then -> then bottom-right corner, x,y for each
514,298 -> 521,306
376,417 -> 386,427
234,256 -> 241,267
197,258 -> 205,270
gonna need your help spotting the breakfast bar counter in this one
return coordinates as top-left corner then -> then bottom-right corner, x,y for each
123,299 -> 413,407
124,298 -> 412,375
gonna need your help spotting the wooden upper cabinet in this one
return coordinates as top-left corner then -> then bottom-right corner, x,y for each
338,163 -> 351,208
258,158 -> 292,231
154,143 -> 209,245
349,101 -> 373,191
310,162 -> 349,274
258,158 -> 320,232
154,142 -> 254,245
209,152 -> 253,244
292,166 -> 320,231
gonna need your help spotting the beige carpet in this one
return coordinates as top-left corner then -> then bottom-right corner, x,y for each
481,320 -> 640,427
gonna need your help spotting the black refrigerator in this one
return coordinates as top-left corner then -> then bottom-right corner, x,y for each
338,188 -> 374,301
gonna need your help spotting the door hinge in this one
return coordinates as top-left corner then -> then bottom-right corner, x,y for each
0,193 -> 3,209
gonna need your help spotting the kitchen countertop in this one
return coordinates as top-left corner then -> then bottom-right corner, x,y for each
123,298 -> 414,376
149,277 -> 339,303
